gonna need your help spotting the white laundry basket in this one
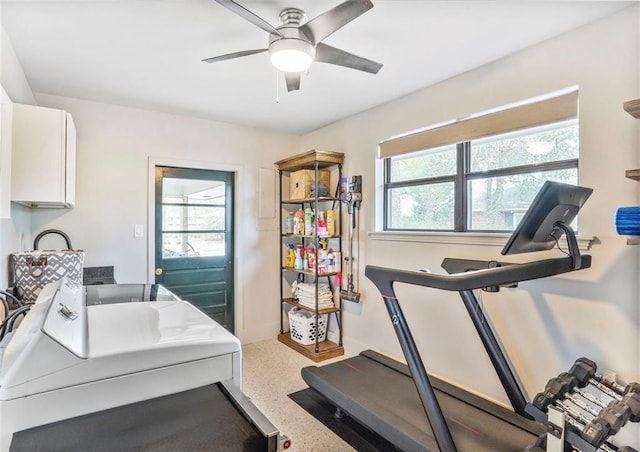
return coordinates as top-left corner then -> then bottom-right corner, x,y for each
288,308 -> 328,345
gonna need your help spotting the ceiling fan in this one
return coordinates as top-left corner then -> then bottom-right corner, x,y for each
203,0 -> 383,92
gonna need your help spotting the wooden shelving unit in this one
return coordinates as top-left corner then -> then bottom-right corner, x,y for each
275,150 -> 345,362
624,99 -> 640,119
277,333 -> 345,362
623,99 -> 640,244
625,169 -> 640,181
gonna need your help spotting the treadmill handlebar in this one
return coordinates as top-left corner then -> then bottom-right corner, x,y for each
441,258 -> 511,274
365,254 -> 592,298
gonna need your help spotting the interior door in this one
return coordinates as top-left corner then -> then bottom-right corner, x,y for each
155,166 -> 235,332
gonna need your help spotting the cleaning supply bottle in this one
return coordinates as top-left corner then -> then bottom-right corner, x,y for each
307,244 -> 316,271
285,212 -> 294,235
286,244 -> 296,268
327,250 -> 335,273
304,207 -> 314,236
317,246 -> 328,275
294,244 -> 304,270
317,211 -> 327,236
303,246 -> 309,270
327,210 -> 335,236
294,208 -> 305,235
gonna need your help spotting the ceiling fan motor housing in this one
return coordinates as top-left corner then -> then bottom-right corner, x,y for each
268,10 -> 316,73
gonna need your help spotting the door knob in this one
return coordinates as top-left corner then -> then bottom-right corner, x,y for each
155,268 -> 163,276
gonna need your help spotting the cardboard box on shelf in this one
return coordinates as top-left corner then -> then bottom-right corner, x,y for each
289,169 -> 330,200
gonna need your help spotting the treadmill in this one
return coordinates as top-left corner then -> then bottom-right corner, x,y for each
302,181 -> 593,451
0,280 -> 289,451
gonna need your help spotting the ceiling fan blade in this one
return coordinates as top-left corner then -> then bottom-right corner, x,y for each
284,72 -> 301,92
215,0 -> 283,37
202,48 -> 267,63
299,0 -> 373,44
315,43 -> 382,74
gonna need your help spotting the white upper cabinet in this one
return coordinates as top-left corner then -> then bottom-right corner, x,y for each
11,104 -> 76,208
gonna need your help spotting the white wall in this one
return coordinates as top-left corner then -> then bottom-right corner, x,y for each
301,4 -> 640,423
0,21 -> 34,290
0,27 -> 35,106
24,94 -> 299,343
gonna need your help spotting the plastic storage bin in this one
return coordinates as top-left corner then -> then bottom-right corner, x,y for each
288,308 -> 328,345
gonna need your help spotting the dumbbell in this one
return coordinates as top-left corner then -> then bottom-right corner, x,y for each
533,372 -> 602,417
621,391 -> 640,423
581,398 -> 632,447
569,358 -> 628,398
532,373 -> 577,412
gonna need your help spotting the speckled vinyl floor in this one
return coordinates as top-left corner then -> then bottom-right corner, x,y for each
242,338 -> 355,452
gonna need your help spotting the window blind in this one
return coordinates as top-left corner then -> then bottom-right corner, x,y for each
379,90 -> 578,159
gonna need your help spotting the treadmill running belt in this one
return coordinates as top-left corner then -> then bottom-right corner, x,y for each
302,350 -> 544,452
10,383 -> 266,452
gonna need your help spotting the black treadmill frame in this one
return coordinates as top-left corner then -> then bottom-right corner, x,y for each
365,229 -> 591,452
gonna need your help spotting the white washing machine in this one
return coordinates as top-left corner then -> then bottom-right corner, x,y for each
0,279 -> 288,451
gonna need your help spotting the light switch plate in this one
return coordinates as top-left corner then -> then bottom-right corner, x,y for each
134,224 -> 144,238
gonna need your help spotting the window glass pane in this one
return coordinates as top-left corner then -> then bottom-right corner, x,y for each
389,144 -> 456,182
162,178 -> 225,205
387,182 -> 454,230
468,169 -> 578,231
163,205 -> 225,231
470,120 -> 578,172
162,232 -> 225,257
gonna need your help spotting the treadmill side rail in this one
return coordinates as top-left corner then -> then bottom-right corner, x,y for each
219,380 -> 287,452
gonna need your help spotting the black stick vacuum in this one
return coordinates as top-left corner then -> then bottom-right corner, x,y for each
340,176 -> 362,303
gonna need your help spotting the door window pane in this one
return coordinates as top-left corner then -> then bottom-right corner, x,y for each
468,168 -> 578,231
162,232 -> 226,258
387,182 -> 455,230
163,205 -> 225,231
162,178 -> 225,205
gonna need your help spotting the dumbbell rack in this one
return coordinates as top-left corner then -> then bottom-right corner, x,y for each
525,357 -> 640,452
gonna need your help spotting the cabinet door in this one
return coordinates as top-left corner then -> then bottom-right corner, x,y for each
64,113 -> 76,207
11,104 -> 74,207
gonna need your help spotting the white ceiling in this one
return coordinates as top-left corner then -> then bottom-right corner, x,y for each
1,1 -> 634,135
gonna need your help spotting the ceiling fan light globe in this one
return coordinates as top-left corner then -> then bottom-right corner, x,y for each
269,39 -> 315,72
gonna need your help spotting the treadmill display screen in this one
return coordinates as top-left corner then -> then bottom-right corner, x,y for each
501,181 -> 592,256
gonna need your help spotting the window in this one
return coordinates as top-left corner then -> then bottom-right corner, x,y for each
383,116 -> 579,232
